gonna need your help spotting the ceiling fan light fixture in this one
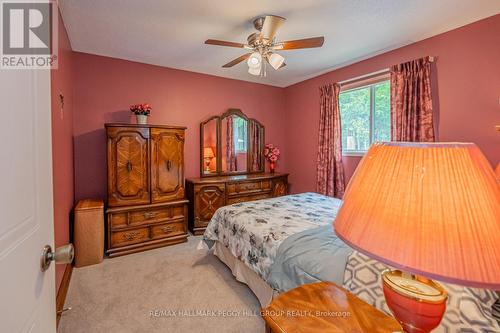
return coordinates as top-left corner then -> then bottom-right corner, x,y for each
248,66 -> 261,76
268,53 -> 285,70
247,52 -> 262,69
205,15 -> 324,76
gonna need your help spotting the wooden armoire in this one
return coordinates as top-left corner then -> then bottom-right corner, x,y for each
105,124 -> 188,257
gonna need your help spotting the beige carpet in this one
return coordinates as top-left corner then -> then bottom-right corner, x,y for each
59,236 -> 264,333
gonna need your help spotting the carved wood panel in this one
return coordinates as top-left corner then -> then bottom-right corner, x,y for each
272,178 -> 288,197
151,128 -> 185,203
107,127 -> 150,206
110,227 -> 150,247
195,184 -> 225,225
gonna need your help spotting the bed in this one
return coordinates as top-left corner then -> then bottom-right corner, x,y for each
202,192 -> 500,332
202,192 -> 350,306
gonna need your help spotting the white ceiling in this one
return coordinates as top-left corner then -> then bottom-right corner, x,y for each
59,0 -> 500,87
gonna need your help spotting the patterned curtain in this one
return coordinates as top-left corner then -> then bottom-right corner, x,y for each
316,83 -> 345,198
390,56 -> 435,142
250,122 -> 261,171
226,116 -> 237,171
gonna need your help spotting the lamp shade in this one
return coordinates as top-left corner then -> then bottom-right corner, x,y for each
204,147 -> 215,158
334,142 -> 500,289
247,52 -> 262,69
268,53 -> 285,70
248,66 -> 261,76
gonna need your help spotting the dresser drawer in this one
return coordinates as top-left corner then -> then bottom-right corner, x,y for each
226,180 -> 271,196
109,203 -> 186,229
151,221 -> 186,240
226,193 -> 272,205
110,227 -> 150,248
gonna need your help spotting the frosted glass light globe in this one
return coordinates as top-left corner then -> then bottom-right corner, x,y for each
247,52 -> 262,69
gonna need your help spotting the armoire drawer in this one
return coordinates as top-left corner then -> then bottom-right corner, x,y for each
108,203 -> 186,229
110,227 -> 150,247
151,221 -> 186,240
128,204 -> 185,225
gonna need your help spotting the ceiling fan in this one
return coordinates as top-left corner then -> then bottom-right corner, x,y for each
205,15 -> 324,77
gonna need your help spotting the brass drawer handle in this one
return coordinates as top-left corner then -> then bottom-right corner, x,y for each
123,231 -> 140,241
144,212 -> 157,219
161,226 -> 174,233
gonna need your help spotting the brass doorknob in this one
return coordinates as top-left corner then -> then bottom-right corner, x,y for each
40,244 -> 74,272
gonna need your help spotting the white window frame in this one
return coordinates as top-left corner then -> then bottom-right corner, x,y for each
340,77 -> 390,157
233,117 -> 247,153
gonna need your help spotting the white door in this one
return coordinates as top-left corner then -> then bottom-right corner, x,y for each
0,67 -> 56,332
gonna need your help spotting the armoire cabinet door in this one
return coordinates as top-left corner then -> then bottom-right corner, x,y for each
107,127 -> 150,207
150,128 -> 185,203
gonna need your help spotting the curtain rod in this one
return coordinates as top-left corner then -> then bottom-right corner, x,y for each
339,68 -> 389,86
339,56 -> 435,86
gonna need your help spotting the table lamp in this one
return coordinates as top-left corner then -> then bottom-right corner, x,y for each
203,147 -> 215,172
334,142 -> 500,333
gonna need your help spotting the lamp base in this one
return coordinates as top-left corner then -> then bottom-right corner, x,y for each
204,158 -> 212,172
382,270 -> 447,333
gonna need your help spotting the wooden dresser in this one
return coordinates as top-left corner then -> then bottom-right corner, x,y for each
186,173 -> 288,235
105,124 -> 188,257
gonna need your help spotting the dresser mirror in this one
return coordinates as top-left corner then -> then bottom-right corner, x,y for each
221,111 -> 248,173
201,116 -> 218,176
200,109 -> 265,176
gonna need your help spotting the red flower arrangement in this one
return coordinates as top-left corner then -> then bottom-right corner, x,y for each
130,103 -> 152,116
264,143 -> 280,173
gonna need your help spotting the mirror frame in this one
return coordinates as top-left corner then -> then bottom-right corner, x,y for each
200,115 -> 220,177
200,109 -> 265,177
248,117 -> 265,174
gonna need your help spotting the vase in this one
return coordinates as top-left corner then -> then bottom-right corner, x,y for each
269,162 -> 275,173
136,114 -> 148,125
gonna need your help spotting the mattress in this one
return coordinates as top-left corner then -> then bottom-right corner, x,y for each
203,192 -> 342,280
213,241 -> 276,307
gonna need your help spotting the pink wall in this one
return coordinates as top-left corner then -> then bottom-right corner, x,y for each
284,14 -> 500,194
73,54 -> 286,201
51,11 -> 75,292
53,15 -> 500,291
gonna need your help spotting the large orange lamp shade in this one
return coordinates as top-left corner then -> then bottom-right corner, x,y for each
334,142 -> 500,333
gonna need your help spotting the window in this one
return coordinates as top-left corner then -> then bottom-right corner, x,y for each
233,117 -> 247,152
339,80 -> 391,155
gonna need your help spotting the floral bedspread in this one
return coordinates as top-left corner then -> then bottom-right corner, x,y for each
203,192 -> 342,280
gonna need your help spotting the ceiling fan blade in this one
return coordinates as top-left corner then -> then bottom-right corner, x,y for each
205,39 -> 246,48
260,15 -> 286,41
275,37 -> 324,50
222,53 -> 252,68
